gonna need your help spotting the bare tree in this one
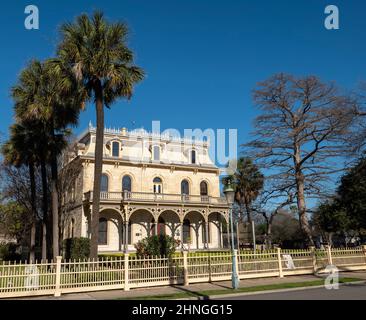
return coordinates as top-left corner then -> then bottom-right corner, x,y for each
252,182 -> 294,249
246,73 -> 358,246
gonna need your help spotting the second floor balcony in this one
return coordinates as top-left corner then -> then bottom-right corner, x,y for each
83,190 -> 228,206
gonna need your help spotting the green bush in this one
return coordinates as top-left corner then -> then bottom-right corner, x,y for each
0,242 -> 21,262
135,234 -> 180,258
63,237 -> 90,260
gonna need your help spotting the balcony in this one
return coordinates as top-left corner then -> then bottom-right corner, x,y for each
83,191 -> 228,206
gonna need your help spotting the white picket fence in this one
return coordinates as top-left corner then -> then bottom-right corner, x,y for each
0,246 -> 365,298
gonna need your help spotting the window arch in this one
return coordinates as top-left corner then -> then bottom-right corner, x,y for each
153,177 -> 163,194
112,141 -> 120,157
98,218 -> 108,245
191,150 -> 196,164
101,174 -> 109,192
122,175 -> 132,192
181,179 -> 189,195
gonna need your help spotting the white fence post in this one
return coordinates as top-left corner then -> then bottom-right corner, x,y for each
277,248 -> 283,278
326,245 -> 333,265
310,246 -> 317,274
124,253 -> 130,291
54,256 -> 62,297
183,251 -> 189,286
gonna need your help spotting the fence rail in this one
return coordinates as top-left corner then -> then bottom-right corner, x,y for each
1,246 -> 365,298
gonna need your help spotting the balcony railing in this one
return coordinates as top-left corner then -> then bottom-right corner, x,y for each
84,191 -> 228,205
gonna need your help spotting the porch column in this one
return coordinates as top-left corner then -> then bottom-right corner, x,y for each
154,219 -> 158,235
220,221 -> 224,249
204,221 -> 209,250
124,220 -> 129,253
180,222 -> 184,250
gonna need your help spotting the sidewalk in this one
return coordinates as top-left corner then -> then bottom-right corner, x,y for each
18,271 -> 366,300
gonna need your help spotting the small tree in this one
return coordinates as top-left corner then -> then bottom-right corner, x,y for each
135,235 -> 179,258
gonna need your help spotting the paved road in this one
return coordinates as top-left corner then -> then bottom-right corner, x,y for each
215,283 -> 366,300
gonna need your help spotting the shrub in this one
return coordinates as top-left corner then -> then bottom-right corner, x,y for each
0,242 -> 21,262
135,234 -> 180,258
63,237 -> 90,260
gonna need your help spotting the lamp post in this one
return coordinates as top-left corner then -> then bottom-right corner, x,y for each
223,182 -> 239,289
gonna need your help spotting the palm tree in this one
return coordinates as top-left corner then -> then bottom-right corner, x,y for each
2,124 -> 38,261
223,157 -> 264,223
57,11 -> 144,258
12,59 -> 80,258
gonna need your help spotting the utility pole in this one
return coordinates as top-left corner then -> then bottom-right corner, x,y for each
252,220 -> 256,251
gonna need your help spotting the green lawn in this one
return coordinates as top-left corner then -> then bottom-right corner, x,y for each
118,277 -> 362,300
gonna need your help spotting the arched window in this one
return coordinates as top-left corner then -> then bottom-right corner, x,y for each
183,219 -> 191,243
98,218 -> 108,245
122,175 -> 132,192
181,180 -> 189,195
153,145 -> 160,161
200,181 -> 208,195
191,150 -> 196,164
112,141 -> 120,157
101,174 -> 109,192
70,218 -> 75,238
153,177 -> 163,194
200,181 -> 208,202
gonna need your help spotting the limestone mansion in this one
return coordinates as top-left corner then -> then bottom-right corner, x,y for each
62,124 -> 230,253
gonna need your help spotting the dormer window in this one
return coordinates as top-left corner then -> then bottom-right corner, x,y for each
191,150 -> 196,164
112,141 -> 120,157
153,145 -> 160,161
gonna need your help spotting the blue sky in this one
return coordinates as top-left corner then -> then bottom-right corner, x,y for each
0,0 -> 365,173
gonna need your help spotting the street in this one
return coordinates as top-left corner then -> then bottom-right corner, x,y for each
215,283 -> 366,300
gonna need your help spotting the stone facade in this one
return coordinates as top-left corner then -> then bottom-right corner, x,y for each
62,124 -> 229,253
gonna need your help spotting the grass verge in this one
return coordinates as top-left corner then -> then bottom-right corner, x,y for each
118,277 -> 362,300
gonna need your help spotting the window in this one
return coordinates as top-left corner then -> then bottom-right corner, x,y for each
153,177 -> 162,194
181,180 -> 189,195
200,181 -> 208,196
70,218 -> 75,238
98,218 -> 108,245
191,150 -> 196,164
153,145 -> 160,161
183,219 -> 191,243
122,175 -> 132,192
100,174 -> 109,192
112,141 -> 119,157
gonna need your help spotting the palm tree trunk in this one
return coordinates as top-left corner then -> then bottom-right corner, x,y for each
40,158 -> 48,260
90,79 -> 104,259
28,161 -> 37,262
244,200 -> 252,224
50,125 -> 60,258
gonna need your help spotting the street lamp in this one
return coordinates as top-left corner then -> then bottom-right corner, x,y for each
223,182 -> 240,289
